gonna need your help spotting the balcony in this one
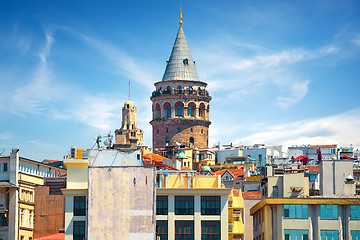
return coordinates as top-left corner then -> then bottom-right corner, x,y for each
151,89 -> 211,100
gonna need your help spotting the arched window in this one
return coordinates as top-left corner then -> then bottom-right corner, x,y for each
165,138 -> 170,146
166,86 -> 171,93
183,58 -> 189,65
188,106 -> 193,116
199,103 -> 205,119
177,106 -> 182,116
178,128 -> 181,133
177,85 -> 182,91
189,86 -> 193,93
155,103 -> 161,119
175,102 -> 184,117
167,106 -> 171,117
190,137 -> 194,145
190,128 -> 193,133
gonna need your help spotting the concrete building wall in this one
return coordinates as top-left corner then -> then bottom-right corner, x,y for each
243,147 -> 267,166
243,199 -> 261,240
88,166 -> 155,240
320,160 -> 353,195
217,148 -> 241,164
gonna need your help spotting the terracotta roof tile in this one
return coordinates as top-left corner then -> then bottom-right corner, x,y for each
33,233 -> 65,240
242,191 -> 261,199
310,145 -> 337,148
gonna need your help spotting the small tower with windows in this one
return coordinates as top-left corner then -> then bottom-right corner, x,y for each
114,100 -> 143,148
150,13 -> 211,150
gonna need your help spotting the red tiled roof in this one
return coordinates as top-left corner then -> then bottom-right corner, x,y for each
302,165 -> 319,172
44,159 -> 59,163
33,233 -> 65,240
143,153 -> 169,162
242,191 -> 261,199
310,145 -> 336,148
154,161 -> 178,170
181,167 -> 191,171
212,169 -> 244,179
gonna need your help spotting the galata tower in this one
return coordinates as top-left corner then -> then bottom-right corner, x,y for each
150,12 -> 211,151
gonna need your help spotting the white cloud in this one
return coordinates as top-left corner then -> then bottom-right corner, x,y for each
196,40 -> 340,108
7,30 -> 65,116
237,108 -> 360,148
351,35 -> 360,47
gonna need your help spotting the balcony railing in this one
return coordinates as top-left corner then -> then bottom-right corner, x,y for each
151,89 -> 211,99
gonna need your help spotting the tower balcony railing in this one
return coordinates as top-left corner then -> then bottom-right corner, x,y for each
151,89 -> 211,99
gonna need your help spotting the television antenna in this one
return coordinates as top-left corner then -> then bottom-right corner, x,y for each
93,131 -> 113,149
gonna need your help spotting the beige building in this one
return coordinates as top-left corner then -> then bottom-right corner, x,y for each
0,149 -> 66,240
251,197 -> 360,240
62,148 -> 155,240
262,172 -> 309,198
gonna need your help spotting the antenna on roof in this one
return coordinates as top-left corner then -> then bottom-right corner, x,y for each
128,80 -> 131,100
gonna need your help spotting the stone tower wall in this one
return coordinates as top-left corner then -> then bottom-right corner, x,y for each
152,120 -> 209,149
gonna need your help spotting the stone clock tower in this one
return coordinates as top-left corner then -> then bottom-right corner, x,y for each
150,17 -> 211,151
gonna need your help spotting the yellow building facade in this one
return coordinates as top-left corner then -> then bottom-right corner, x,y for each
0,150 -> 66,240
156,170 -> 244,240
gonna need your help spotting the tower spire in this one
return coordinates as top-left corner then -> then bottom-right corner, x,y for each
179,4 -> 183,25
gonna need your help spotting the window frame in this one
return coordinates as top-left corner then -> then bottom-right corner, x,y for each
350,205 -> 360,219
156,196 -> 168,215
201,221 -> 220,240
73,221 -> 86,240
175,220 -> 194,240
320,230 -> 338,240
156,220 -> 168,240
74,196 -> 86,216
201,196 -> 221,215
320,205 -> 338,219
284,205 -> 308,219
175,196 -> 194,215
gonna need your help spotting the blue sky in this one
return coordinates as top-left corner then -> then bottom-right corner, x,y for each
0,0 -> 360,160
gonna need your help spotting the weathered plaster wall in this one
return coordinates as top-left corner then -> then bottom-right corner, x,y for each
88,166 -> 155,240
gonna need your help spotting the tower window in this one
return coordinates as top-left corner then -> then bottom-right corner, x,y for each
127,104 -> 129,108
127,124 -> 129,129
190,128 -> 193,133
176,106 -> 182,116
166,138 -> 170,146
178,128 -> 181,133
190,137 -> 194,145
167,106 -> 171,118
188,106 -> 192,116
132,124 -> 134,129
166,128 -> 169,133
201,129 -> 203,134
157,129 -> 159,134
183,58 -> 189,65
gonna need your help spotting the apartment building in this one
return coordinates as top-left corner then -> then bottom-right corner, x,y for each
0,149 -> 66,240
156,170 -> 244,240
250,197 -> 360,240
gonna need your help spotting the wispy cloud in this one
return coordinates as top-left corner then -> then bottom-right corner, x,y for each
53,94 -> 123,130
7,30 -> 63,115
351,35 -> 360,47
63,28 -> 156,90
237,108 -> 360,148
194,38 -> 342,108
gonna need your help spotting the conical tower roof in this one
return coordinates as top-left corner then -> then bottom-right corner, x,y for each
162,25 -> 200,82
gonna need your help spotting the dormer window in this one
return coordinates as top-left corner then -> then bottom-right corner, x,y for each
183,58 -> 189,65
